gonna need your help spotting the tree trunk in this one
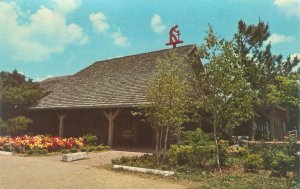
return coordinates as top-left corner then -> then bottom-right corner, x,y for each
270,106 -> 275,140
159,127 -> 163,152
162,127 -> 169,164
155,126 -> 160,165
213,113 -> 221,172
176,127 -> 182,144
250,118 -> 257,141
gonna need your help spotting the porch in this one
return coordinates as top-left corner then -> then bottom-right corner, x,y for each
30,108 -> 154,147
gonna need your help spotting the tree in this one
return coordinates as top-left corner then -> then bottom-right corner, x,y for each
195,26 -> 255,171
0,70 -> 44,121
0,70 -> 44,136
233,20 -> 300,140
0,116 -> 33,136
139,52 -> 191,164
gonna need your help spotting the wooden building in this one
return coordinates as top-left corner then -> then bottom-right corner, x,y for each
30,45 -> 197,147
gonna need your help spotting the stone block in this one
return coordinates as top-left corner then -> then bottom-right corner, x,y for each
62,152 -> 87,162
0,151 -> 13,156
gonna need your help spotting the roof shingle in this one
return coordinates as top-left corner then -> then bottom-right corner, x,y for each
32,45 -> 196,110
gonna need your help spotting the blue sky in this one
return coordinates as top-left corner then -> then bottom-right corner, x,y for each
0,0 -> 299,81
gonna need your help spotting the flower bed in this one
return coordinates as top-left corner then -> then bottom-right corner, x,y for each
0,135 -> 88,154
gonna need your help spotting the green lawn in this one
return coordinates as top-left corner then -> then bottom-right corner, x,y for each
176,169 -> 299,189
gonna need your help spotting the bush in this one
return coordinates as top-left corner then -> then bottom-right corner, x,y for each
243,153 -> 263,173
61,149 -> 70,154
95,145 -> 110,151
0,119 -> 8,136
222,145 -> 248,166
182,128 -> 212,145
248,142 -> 297,177
112,154 -> 158,169
70,148 -> 78,153
168,145 -> 193,166
171,128 -> 215,168
83,134 -> 98,146
27,147 -> 48,155
6,116 -> 32,136
270,151 -> 295,177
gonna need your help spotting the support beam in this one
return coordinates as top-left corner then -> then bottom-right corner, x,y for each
103,109 -> 121,146
57,111 -> 67,138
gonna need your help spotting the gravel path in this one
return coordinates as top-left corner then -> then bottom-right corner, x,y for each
0,151 -> 191,189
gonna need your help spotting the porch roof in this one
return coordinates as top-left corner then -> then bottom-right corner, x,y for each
31,44 -> 196,110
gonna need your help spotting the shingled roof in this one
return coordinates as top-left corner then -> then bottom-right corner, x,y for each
40,75 -> 71,91
32,44 -> 196,110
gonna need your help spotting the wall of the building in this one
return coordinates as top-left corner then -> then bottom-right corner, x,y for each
29,108 -> 153,146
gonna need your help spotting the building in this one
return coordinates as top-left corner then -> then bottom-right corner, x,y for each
30,45 -> 198,146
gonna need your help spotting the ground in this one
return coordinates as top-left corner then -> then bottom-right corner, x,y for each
0,150 -> 191,189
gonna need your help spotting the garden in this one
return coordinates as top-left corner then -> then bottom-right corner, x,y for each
0,134 -> 110,155
111,129 -> 300,188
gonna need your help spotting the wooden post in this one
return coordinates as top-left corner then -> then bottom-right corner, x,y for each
103,109 -> 121,146
57,111 -> 67,137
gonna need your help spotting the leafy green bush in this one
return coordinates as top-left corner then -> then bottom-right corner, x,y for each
243,153 -> 263,173
248,142 -> 297,177
27,147 -> 48,155
173,128 -> 215,167
0,119 -> 8,136
181,129 -> 212,145
168,145 -> 193,166
222,145 -> 249,166
168,129 -> 215,168
0,116 -> 32,136
112,154 -> 158,169
79,145 -> 110,152
95,145 -> 110,151
70,148 -> 78,153
83,134 -> 98,146
270,151 -> 295,177
60,149 -> 70,154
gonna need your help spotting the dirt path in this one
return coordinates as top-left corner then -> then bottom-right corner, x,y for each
0,151 -> 191,189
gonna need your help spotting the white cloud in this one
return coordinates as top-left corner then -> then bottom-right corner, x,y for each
89,12 -> 110,33
274,0 -> 300,18
53,0 -> 81,14
0,1 -> 89,62
291,53 -> 300,60
111,29 -> 130,47
89,12 -> 130,47
65,24 -> 89,45
151,14 -> 165,33
266,33 -> 293,44
290,53 -> 300,71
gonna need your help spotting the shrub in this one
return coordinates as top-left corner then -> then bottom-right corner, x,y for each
0,119 -> 8,136
270,151 -> 295,177
249,142 -> 297,175
173,128 -> 215,167
61,149 -> 70,154
83,134 -> 98,146
222,145 -> 248,166
168,145 -> 193,166
27,147 -> 48,155
243,153 -> 263,173
111,154 -> 158,169
182,128 -> 212,145
95,145 -> 110,151
6,116 -> 32,136
70,148 -> 78,153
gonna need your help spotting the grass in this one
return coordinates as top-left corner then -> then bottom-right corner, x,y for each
110,164 -> 299,189
177,168 -> 299,189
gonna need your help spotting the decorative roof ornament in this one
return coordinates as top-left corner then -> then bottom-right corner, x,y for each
166,25 -> 183,48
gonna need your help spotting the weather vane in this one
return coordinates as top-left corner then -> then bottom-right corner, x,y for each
166,25 -> 183,48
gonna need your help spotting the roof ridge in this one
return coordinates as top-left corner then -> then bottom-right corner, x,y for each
74,44 -> 196,76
